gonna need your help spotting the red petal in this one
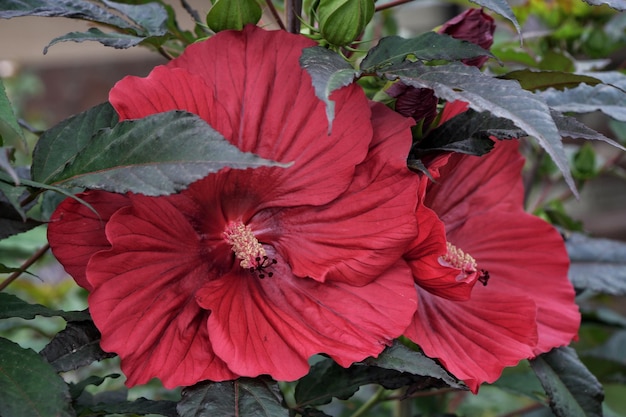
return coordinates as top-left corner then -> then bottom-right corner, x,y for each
263,104 -> 418,284
110,26 -> 373,208
425,140 -> 525,229
87,194 -> 236,387
196,256 -> 417,380
405,288 -> 538,393
47,191 -> 130,291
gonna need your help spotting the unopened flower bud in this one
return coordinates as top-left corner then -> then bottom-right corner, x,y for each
318,0 -> 375,47
438,8 -> 495,67
387,84 -> 438,128
206,0 -> 262,32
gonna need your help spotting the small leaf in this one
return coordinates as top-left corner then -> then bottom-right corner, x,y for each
69,374 -> 120,400
582,0 -> 626,10
540,84 -> 626,122
530,347 -> 604,417
552,110 -> 626,151
0,78 -> 26,151
206,0 -> 263,32
572,143 -> 598,180
0,199 -> 43,239
32,102 -> 119,185
380,61 -> 576,196
40,320 -> 116,372
300,46 -> 360,132
0,337 -> 75,417
177,377 -> 288,417
360,32 -> 494,72
0,0 -> 133,29
44,28 -> 147,54
566,232 -> 626,296
0,292 -> 90,322
468,0 -> 521,37
46,110 -> 286,196
500,70 -> 602,91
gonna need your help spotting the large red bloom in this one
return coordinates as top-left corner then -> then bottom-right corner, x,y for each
48,26 -> 425,388
404,139 -> 580,393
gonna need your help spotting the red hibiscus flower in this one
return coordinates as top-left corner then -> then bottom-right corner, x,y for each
404,138 -> 580,393
47,26 -> 425,388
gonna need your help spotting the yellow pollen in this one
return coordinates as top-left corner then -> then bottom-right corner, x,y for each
441,242 -> 477,272
224,222 -> 267,269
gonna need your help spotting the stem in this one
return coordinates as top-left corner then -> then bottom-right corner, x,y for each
0,243 -> 50,292
349,386 -> 387,417
286,0 -> 302,33
181,0 -> 202,23
265,0 -> 286,30
375,0 -> 416,12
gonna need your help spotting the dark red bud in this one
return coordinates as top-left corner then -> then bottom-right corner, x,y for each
387,84 -> 438,128
438,8 -> 495,67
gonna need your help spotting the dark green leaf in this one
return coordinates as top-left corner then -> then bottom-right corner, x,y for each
86,397 -> 178,417
177,377 -> 288,417
0,292 -> 90,322
300,46 -> 359,132
31,102 -> 119,185
295,355 -> 459,408
468,0 -> 521,36
0,262 -> 21,273
582,0 -> 626,10
566,232 -> 626,295
500,70 -> 602,91
46,110 -> 285,196
540,84 -> 626,122
380,61 -> 576,196
364,342 -> 464,390
413,109 -> 522,157
44,28 -> 147,54
530,347 -> 604,417
0,0 -> 133,29
40,320 -> 116,372
0,199 -> 43,239
101,0 -> 168,36
0,78 -> 26,150
360,32 -> 494,72
0,337 -> 75,417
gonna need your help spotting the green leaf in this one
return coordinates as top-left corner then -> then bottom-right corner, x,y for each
0,292 -> 90,322
0,337 -> 75,417
585,330 -> 626,367
40,320 -> 116,372
530,347 -> 604,417
500,70 -> 602,91
101,0 -> 168,36
468,0 -> 521,37
582,0 -> 626,10
572,142 -> 598,180
45,110 -> 286,195
413,109 -> 522,158
68,373 -> 120,400
566,232 -> 626,295
360,32 -> 494,72
380,61 -> 576,196
295,350 -> 462,408
0,78 -> 26,151
299,46 -> 359,132
0,0 -> 133,29
206,0 -> 263,32
540,84 -> 626,122
0,147 -> 19,185
44,28 -> 147,54
177,377 -> 288,417
32,102 -> 119,185
86,397 -> 178,417
364,342 -> 464,390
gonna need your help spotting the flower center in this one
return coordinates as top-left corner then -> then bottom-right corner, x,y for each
440,242 -> 489,286
223,222 -> 277,279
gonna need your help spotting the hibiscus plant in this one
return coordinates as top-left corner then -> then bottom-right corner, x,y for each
1,0 -> 626,416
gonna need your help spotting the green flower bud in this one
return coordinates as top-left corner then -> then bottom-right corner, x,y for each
317,0 -> 374,47
206,0 -> 262,33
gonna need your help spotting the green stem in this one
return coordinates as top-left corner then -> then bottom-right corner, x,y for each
349,386 -> 387,417
0,244 -> 50,292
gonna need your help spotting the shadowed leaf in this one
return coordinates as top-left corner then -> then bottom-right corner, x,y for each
0,293 -> 90,321
500,70 -> 602,91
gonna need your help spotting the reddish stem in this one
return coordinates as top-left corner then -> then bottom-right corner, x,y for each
0,244 -> 50,292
